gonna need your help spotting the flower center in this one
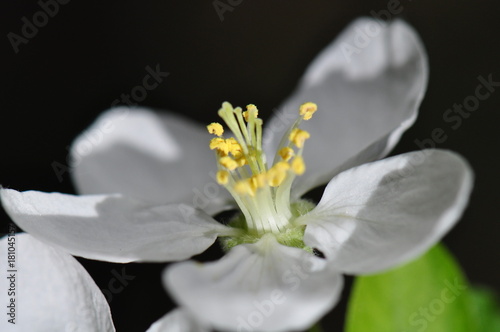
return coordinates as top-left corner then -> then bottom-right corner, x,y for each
207,101 -> 317,241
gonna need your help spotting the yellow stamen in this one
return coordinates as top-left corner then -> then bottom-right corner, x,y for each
226,137 -> 243,158
250,173 -> 266,191
216,170 -> 230,185
207,122 -> 224,136
299,102 -> 317,120
234,155 -> 247,167
278,147 -> 295,161
219,156 -> 238,171
207,102 -> 317,234
235,180 -> 255,196
210,138 -> 229,155
267,161 -> 290,187
243,104 -> 258,122
289,128 -> 310,148
291,156 -> 306,175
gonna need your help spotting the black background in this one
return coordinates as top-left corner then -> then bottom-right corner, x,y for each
1,1 -> 499,331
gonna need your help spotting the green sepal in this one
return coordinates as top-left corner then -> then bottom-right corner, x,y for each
219,200 -> 315,252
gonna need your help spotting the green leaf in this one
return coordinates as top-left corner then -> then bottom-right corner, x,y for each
345,244 -> 474,332
469,287 -> 500,331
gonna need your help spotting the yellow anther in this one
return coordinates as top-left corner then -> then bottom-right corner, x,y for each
267,161 -> 290,187
299,102 -> 317,120
243,104 -> 258,122
289,128 -> 310,148
219,156 -> 239,171
242,112 -> 249,121
246,104 -> 258,112
291,156 -> 306,175
250,173 -> 266,191
209,138 -> 229,155
216,170 -> 230,185
234,155 -> 247,167
207,122 -> 224,136
234,180 -> 255,196
275,161 -> 290,170
226,137 -> 243,158
226,137 -> 238,145
207,101 -> 320,235
278,147 -> 295,161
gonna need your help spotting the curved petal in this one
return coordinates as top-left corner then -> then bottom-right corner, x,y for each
264,18 -> 428,198
0,189 -> 234,263
0,233 -> 114,331
146,309 -> 210,332
165,235 -> 343,332
71,107 -> 232,214
298,150 -> 473,274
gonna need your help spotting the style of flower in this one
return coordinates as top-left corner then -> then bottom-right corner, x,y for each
0,18 -> 473,332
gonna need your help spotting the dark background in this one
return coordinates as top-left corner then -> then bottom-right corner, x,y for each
1,1 -> 499,331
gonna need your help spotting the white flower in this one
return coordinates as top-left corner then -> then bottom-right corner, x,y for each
0,233 -> 197,332
146,309 -> 209,332
0,233 -> 115,332
0,233 -> 193,332
0,18 -> 473,332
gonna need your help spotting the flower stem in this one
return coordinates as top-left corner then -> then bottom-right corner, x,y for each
308,322 -> 324,332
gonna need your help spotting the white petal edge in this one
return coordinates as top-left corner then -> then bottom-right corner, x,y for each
70,107 -> 232,215
165,235 -> 343,332
0,233 -> 115,332
264,17 -> 428,199
146,309 -> 211,332
297,149 -> 473,274
0,189 -> 235,263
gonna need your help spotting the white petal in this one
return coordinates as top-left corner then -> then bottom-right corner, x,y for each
264,18 -> 428,198
146,309 -> 210,332
298,150 -> 473,274
71,107 -> 231,214
0,233 -> 114,332
165,235 -> 343,332
0,189 -> 233,263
